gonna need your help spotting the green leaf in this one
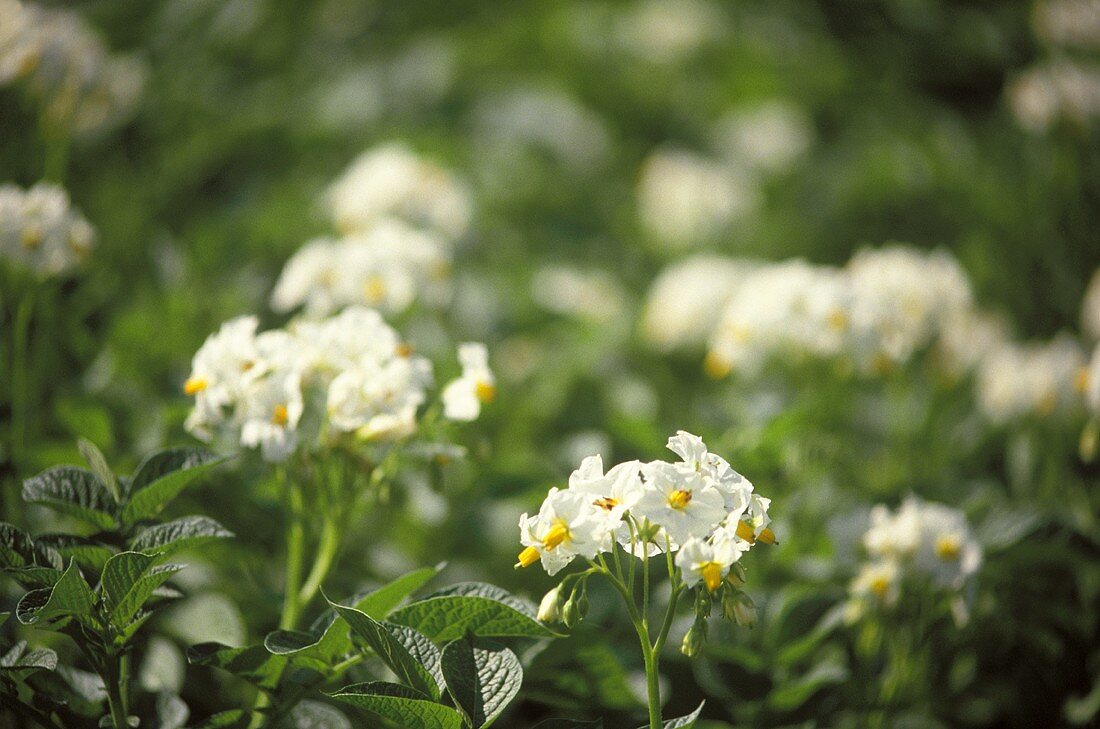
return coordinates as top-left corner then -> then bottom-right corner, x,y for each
355,565 -> 443,619
129,516 -> 233,557
187,643 -> 286,690
16,560 -> 96,625
101,551 -> 183,628
3,565 -> 64,589
531,721 -> 603,729
635,702 -> 704,729
441,636 -> 523,728
0,640 -> 58,681
330,681 -> 464,729
122,448 -> 224,524
78,438 -> 121,504
35,534 -> 114,574
189,710 -> 252,728
21,467 -> 116,530
329,600 -> 443,699
766,659 -> 847,713
0,522 -> 62,570
388,584 -> 556,643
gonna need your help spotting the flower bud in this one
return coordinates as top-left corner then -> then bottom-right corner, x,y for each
681,619 -> 707,657
724,591 -> 757,628
694,588 -> 712,618
574,590 -> 589,619
562,596 -> 581,629
726,563 -> 747,588
537,585 -> 563,623
1081,419 -> 1099,463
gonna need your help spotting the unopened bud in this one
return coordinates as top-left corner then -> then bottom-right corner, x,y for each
726,563 -> 747,587
537,585 -> 563,623
694,588 -> 712,618
725,591 -> 757,628
574,590 -> 589,619
681,619 -> 707,657
562,597 -> 580,629
1081,420 -> 1099,463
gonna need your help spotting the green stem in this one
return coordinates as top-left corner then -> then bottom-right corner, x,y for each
10,288 -> 35,471
297,512 -> 340,607
279,475 -> 306,631
642,645 -> 662,729
104,651 -> 130,729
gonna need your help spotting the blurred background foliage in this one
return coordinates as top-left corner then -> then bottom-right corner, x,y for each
2,0 -> 1100,727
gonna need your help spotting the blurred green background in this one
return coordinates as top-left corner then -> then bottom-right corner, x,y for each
2,0 -> 1100,727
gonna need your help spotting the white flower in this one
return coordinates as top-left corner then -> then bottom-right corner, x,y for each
530,266 -> 625,324
848,560 -> 900,609
976,334 -> 1086,424
676,534 -> 750,592
238,371 -> 304,462
666,430 -> 753,515
636,148 -> 757,249
183,315 -> 262,431
0,182 -> 96,277
712,100 -> 814,174
567,456 -> 646,523
442,342 -> 495,421
327,142 -> 472,240
633,461 -> 726,546
863,500 -> 922,560
326,356 -> 431,440
517,488 -> 615,575
641,256 -> 755,352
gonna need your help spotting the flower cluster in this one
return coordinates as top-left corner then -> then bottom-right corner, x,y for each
847,496 -> 982,620
271,144 -> 472,317
0,182 -> 95,277
976,334 -> 1086,424
702,245 -> 973,378
0,0 -> 145,137
184,307 -> 493,462
517,431 -> 773,586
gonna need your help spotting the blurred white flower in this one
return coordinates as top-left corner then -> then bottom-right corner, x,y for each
1083,344 -> 1100,415
271,219 -> 452,317
327,142 -> 472,240
641,256 -> 756,352
637,148 -> 758,249
613,0 -> 724,64
442,342 -> 495,422
531,265 -> 626,324
847,560 -> 901,616
0,1 -> 145,137
934,308 -> 1011,380
713,101 -> 814,174
1033,0 -> 1100,49
976,334 -> 1086,424
0,182 -> 95,277
1008,61 -> 1100,132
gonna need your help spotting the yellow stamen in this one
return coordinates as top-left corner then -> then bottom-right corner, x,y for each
183,377 -> 207,395
1075,367 -> 1090,394
21,227 -> 42,250
700,562 -> 723,593
364,275 -> 387,304
593,497 -> 618,511
935,534 -> 961,561
703,351 -> 732,380
668,489 -> 692,510
734,521 -> 777,545
396,343 -> 413,358
476,381 -> 496,403
241,360 -> 255,372
542,520 -> 570,551
872,352 -> 894,376
870,576 -> 890,597
516,546 -> 540,568
272,404 -> 289,426
827,309 -> 848,331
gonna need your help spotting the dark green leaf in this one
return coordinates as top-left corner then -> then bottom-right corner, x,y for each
2,565 -> 64,589
35,534 -> 114,574
21,467 -> 116,529
101,552 -> 183,628
0,640 -> 58,682
388,590 -> 556,643
186,643 -> 286,690
0,522 -> 62,570
330,681 -> 464,729
122,448 -> 224,524
129,516 -> 233,557
329,601 -> 442,699
16,560 -> 96,625
635,702 -> 704,729
78,438 -> 121,504
441,636 -> 522,728
531,721 -> 603,729
355,565 -> 443,619
189,709 -> 252,728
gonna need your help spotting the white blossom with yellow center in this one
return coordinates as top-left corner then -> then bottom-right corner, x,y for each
442,342 -> 495,421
